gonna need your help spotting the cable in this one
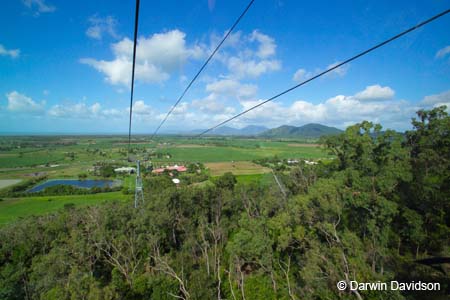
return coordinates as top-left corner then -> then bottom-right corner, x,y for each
150,0 -> 256,139
128,0 -> 140,159
197,8 -> 450,137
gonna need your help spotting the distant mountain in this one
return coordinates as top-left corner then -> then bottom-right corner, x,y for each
211,126 -> 241,135
238,125 -> 269,135
260,123 -> 342,138
189,125 -> 269,136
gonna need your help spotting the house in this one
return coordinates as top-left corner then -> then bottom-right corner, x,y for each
114,167 -> 136,174
152,164 -> 187,175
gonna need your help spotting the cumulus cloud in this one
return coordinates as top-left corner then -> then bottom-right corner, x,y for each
354,85 -> 395,101
192,95 -> 236,114
6,91 -> 45,114
86,15 -> 119,40
230,84 -> 414,131
227,57 -> 281,78
292,68 -> 312,82
0,44 -> 20,58
292,62 -> 349,83
435,45 -> 450,59
48,102 -> 103,118
250,30 -> 277,59
191,79 -> 255,114
209,30 -> 281,79
81,30 -> 205,86
132,100 -> 154,116
22,0 -> 55,15
205,79 -> 257,99
325,61 -> 349,77
421,90 -> 450,108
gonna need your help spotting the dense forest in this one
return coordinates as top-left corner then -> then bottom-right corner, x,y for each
0,107 -> 448,300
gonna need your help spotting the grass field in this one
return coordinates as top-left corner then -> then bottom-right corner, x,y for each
0,179 -> 22,189
235,173 -> 274,185
0,192 -> 131,226
205,161 -> 271,176
0,135 -> 332,225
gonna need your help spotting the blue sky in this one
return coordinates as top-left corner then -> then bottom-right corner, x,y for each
0,0 -> 449,134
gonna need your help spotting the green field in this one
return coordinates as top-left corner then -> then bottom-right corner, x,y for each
235,173 -> 274,185
0,135 -> 330,225
0,192 -> 131,226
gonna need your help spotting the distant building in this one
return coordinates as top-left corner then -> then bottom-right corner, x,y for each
114,167 -> 136,174
152,164 -> 187,174
304,160 -> 318,165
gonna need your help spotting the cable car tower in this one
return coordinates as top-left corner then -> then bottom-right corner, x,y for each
134,160 -> 144,208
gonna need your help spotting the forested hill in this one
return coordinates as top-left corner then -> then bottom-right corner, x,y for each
189,125 -> 269,136
0,107 -> 448,299
260,123 -> 342,138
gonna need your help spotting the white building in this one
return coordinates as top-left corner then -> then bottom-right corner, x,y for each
114,167 -> 136,174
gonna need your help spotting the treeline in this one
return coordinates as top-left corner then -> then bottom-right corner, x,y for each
0,107 -> 448,299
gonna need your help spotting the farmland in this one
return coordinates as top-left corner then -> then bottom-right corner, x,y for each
0,192 -> 129,225
0,135 -> 328,225
1,109 -> 449,299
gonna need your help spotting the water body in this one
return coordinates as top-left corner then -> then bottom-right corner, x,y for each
28,179 -> 115,193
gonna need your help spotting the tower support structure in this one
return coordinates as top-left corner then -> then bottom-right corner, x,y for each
134,160 -> 144,208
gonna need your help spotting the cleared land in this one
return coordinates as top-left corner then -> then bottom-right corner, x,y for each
206,161 -> 271,176
0,179 -> 22,189
287,143 -> 320,147
0,135 -> 331,225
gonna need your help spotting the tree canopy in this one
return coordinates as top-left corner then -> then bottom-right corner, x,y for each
0,107 -> 449,300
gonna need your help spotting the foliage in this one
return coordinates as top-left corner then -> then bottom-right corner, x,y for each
0,108 -> 449,299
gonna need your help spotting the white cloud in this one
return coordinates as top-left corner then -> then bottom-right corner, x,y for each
354,85 -> 395,101
205,79 -> 257,99
192,94 -> 235,114
191,79 -> 255,114
22,0 -> 55,15
229,84 -> 414,131
421,90 -> 450,108
227,57 -> 281,78
292,62 -> 349,83
172,102 -> 190,115
6,91 -> 45,114
81,30 -> 205,86
86,15 -> 119,40
325,61 -> 349,77
250,30 -> 276,59
0,44 -> 20,58
48,102 -> 103,118
435,45 -> 450,59
208,30 -> 281,79
102,108 -> 122,118
132,100 -> 154,116
292,68 -> 312,82
80,57 -> 169,86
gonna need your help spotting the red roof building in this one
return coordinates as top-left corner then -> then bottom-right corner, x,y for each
152,165 -> 187,174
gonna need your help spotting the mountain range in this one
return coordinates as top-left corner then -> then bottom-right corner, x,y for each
189,123 -> 343,138
259,123 -> 342,138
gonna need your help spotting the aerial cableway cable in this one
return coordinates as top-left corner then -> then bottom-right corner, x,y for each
127,0 -> 140,160
196,8 -> 450,137
150,0 -> 256,139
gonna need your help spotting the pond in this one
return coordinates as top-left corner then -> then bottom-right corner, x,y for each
28,179 -> 115,193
